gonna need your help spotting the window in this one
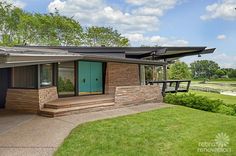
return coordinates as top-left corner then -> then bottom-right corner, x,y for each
58,62 -> 75,96
140,65 -> 164,85
12,65 -> 37,88
40,64 -> 53,87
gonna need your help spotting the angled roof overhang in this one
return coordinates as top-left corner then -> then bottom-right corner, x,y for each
23,46 -> 215,60
0,47 -> 165,68
0,46 -> 215,68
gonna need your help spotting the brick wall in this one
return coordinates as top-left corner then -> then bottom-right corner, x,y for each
39,87 -> 58,109
6,87 -> 58,113
115,85 -> 163,105
105,62 -> 140,94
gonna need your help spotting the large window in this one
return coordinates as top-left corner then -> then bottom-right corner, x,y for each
40,64 -> 53,87
12,65 -> 37,88
140,65 -> 163,85
58,62 -> 75,96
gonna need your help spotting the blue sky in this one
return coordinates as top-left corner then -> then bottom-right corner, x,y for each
6,0 -> 236,68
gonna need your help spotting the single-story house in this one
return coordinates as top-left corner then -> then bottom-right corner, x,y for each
0,46 -> 215,117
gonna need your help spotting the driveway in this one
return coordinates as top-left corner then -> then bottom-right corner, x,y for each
0,103 -> 171,156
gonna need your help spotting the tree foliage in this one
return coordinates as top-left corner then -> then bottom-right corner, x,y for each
0,2 -> 129,46
190,60 -> 220,79
84,26 -> 129,47
168,61 -> 191,80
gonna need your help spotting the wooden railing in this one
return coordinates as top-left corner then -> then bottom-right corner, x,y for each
146,80 -> 191,96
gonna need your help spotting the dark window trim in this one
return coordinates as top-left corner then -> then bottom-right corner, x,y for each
102,62 -> 106,94
57,61 -> 76,98
11,65 -> 38,89
8,87 -> 38,90
75,61 -> 79,96
39,63 -> 54,88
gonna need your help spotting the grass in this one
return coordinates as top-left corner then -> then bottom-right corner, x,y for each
55,106 -> 236,156
190,90 -> 236,105
191,79 -> 236,83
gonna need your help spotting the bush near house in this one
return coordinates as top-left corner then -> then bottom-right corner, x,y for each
164,93 -> 236,116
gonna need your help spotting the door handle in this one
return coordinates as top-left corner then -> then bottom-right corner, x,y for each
83,78 -> 86,83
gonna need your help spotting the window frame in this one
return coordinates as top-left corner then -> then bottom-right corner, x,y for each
40,64 -> 54,88
11,65 -> 38,89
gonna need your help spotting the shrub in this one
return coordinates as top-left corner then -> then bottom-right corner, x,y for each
164,93 -> 236,116
224,104 -> 236,113
216,105 -> 235,116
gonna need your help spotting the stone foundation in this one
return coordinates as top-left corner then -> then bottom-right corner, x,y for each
6,87 -> 58,113
115,85 -> 163,106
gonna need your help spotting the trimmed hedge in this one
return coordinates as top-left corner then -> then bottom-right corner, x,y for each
164,93 -> 236,116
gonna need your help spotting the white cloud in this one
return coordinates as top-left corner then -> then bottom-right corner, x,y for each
201,0 -> 236,20
48,0 -> 189,46
0,0 -> 26,8
217,34 -> 227,40
124,33 -> 189,46
48,0 -> 163,34
48,0 -> 183,35
181,52 -> 236,68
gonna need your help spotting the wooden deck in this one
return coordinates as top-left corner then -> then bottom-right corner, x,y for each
39,94 -> 115,117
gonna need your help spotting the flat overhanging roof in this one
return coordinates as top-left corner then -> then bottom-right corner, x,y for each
0,46 -> 215,68
0,47 -> 165,68
17,46 -> 215,59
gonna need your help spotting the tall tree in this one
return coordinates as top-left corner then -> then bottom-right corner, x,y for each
168,61 -> 191,80
84,26 -> 129,47
0,2 -> 22,46
190,60 -> 220,79
0,1 -> 129,47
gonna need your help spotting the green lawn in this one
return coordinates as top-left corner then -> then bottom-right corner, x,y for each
190,90 -> 236,105
55,106 -> 236,156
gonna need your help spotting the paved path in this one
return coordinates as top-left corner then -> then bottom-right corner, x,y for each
0,103 -> 171,156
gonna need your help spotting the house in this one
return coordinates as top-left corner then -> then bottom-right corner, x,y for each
0,46 -> 215,117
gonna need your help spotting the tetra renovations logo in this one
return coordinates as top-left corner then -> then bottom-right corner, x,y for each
197,132 -> 231,153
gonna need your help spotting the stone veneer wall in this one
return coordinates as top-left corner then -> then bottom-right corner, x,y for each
6,87 -> 58,113
105,62 -> 140,94
115,85 -> 163,106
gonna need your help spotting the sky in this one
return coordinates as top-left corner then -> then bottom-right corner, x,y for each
4,0 -> 236,68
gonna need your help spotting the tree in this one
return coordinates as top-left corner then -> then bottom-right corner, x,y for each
84,26 -> 129,47
215,69 -> 225,78
228,69 -> 236,78
168,61 -> 191,80
190,60 -> 220,79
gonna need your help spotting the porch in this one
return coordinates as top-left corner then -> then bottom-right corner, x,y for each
39,94 -> 115,117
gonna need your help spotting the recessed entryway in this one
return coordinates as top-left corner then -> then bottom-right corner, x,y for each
78,61 -> 103,95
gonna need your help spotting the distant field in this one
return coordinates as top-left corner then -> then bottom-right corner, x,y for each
189,90 -> 236,105
190,80 -> 236,92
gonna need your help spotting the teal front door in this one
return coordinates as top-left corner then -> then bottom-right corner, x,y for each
78,61 -> 103,95
91,62 -> 103,94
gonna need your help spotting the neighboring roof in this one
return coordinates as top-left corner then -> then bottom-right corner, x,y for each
0,47 -> 165,68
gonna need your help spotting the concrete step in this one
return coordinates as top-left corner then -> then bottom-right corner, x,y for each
39,102 -> 115,117
44,98 -> 114,109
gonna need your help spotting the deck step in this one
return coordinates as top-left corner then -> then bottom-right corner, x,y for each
44,98 -> 114,109
39,102 -> 115,117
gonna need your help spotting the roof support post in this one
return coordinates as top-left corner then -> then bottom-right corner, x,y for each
163,59 -> 167,81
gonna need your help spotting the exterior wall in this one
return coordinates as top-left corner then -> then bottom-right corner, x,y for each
105,62 -> 140,94
5,87 -> 58,113
39,87 -> 58,109
115,85 -> 163,106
